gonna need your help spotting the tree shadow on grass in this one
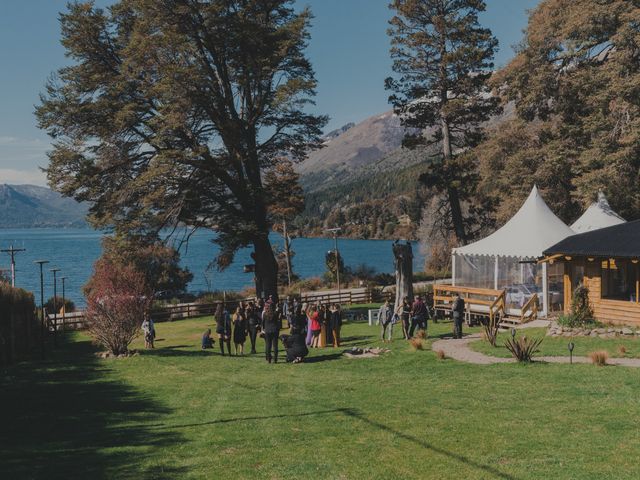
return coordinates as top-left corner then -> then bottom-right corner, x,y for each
303,353 -> 343,363
148,408 -> 350,431
340,408 -> 519,480
141,345 -> 213,358
0,334 -> 184,480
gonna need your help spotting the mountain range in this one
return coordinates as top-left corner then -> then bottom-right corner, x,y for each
1,105 -> 511,234
0,184 -> 88,228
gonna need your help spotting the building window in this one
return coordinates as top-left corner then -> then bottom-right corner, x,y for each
601,259 -> 637,301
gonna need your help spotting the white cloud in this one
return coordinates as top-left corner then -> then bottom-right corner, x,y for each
0,168 -> 48,186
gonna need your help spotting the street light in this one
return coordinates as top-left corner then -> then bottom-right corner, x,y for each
61,277 -> 67,333
50,268 -> 61,347
325,227 -> 342,304
34,260 -> 49,359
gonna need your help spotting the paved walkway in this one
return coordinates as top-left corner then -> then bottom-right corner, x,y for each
431,333 -> 640,367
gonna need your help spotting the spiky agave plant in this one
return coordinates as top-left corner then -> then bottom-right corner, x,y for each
504,335 -> 544,362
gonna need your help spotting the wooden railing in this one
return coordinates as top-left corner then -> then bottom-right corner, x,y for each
520,293 -> 539,323
433,285 -> 506,324
47,288 -> 391,331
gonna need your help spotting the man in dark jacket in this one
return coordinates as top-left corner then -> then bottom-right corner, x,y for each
452,293 -> 465,339
281,333 -> 309,363
409,296 -> 428,337
262,303 -> 280,363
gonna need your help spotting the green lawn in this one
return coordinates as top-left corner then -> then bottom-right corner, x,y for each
2,317 -> 640,479
470,328 -> 640,359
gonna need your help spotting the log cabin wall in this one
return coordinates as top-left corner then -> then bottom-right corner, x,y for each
562,257 -> 640,326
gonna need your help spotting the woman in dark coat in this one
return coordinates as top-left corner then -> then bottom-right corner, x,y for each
215,303 -> 232,356
232,306 -> 247,355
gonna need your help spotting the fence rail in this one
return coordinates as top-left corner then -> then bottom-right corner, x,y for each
45,284 -> 431,331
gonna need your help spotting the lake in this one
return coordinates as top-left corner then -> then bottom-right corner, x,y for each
0,229 -> 425,306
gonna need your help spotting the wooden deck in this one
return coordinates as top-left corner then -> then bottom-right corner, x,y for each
433,284 -> 538,328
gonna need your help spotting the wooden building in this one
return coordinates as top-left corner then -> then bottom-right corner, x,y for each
543,220 -> 640,326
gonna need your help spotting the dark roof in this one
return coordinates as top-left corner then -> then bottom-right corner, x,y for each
544,219 -> 640,258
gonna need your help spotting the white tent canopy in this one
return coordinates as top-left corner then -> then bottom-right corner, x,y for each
452,186 -> 575,316
454,186 -> 575,258
571,191 -> 625,233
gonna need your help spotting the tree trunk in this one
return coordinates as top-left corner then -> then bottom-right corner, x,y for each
283,219 -> 292,287
393,241 -> 414,312
253,233 -> 279,301
440,116 -> 467,245
447,186 -> 466,245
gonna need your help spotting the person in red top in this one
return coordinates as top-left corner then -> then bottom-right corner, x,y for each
308,305 -> 322,348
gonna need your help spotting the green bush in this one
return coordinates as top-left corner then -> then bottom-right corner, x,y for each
44,296 -> 76,315
0,283 -> 38,365
559,285 -> 598,328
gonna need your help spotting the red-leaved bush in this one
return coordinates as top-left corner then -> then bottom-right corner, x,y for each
84,259 -> 153,355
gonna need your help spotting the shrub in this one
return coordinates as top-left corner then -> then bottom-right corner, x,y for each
285,277 -> 324,294
482,313 -> 501,347
196,291 -> 243,304
504,335 -> 543,362
435,349 -> 446,360
84,259 -> 153,355
44,296 -> 75,315
0,283 -> 37,365
564,285 -> 596,327
618,345 -> 627,356
589,350 -> 609,366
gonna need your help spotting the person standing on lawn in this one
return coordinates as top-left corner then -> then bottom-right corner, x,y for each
452,293 -> 465,339
330,304 -> 342,348
215,303 -> 232,356
246,302 -> 260,354
378,299 -> 394,342
142,317 -> 155,349
262,303 -> 280,363
399,296 -> 411,340
409,295 -> 428,338
232,306 -> 247,355
308,305 -> 322,348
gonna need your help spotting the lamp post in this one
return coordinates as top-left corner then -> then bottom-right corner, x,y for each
568,341 -> 575,364
61,277 -> 67,333
34,260 -> 49,359
325,228 -> 342,304
50,268 -> 61,347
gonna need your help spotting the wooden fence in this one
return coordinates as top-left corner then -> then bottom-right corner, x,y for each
46,287 -> 399,331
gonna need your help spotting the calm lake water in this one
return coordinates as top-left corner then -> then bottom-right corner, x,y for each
0,229 -> 424,306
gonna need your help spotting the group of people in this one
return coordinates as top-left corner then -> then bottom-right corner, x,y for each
202,296 -> 343,364
377,294 -> 432,342
376,292 -> 466,341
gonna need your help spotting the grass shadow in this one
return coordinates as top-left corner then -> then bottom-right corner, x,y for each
0,333 -> 184,480
303,353 -> 343,363
341,408 -> 519,480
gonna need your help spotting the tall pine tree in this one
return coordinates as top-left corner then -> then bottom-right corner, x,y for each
386,0 -> 500,245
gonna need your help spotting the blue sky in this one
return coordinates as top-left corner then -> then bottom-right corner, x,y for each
0,0 -> 539,186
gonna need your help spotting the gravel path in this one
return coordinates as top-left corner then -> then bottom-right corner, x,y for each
431,333 -> 640,367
